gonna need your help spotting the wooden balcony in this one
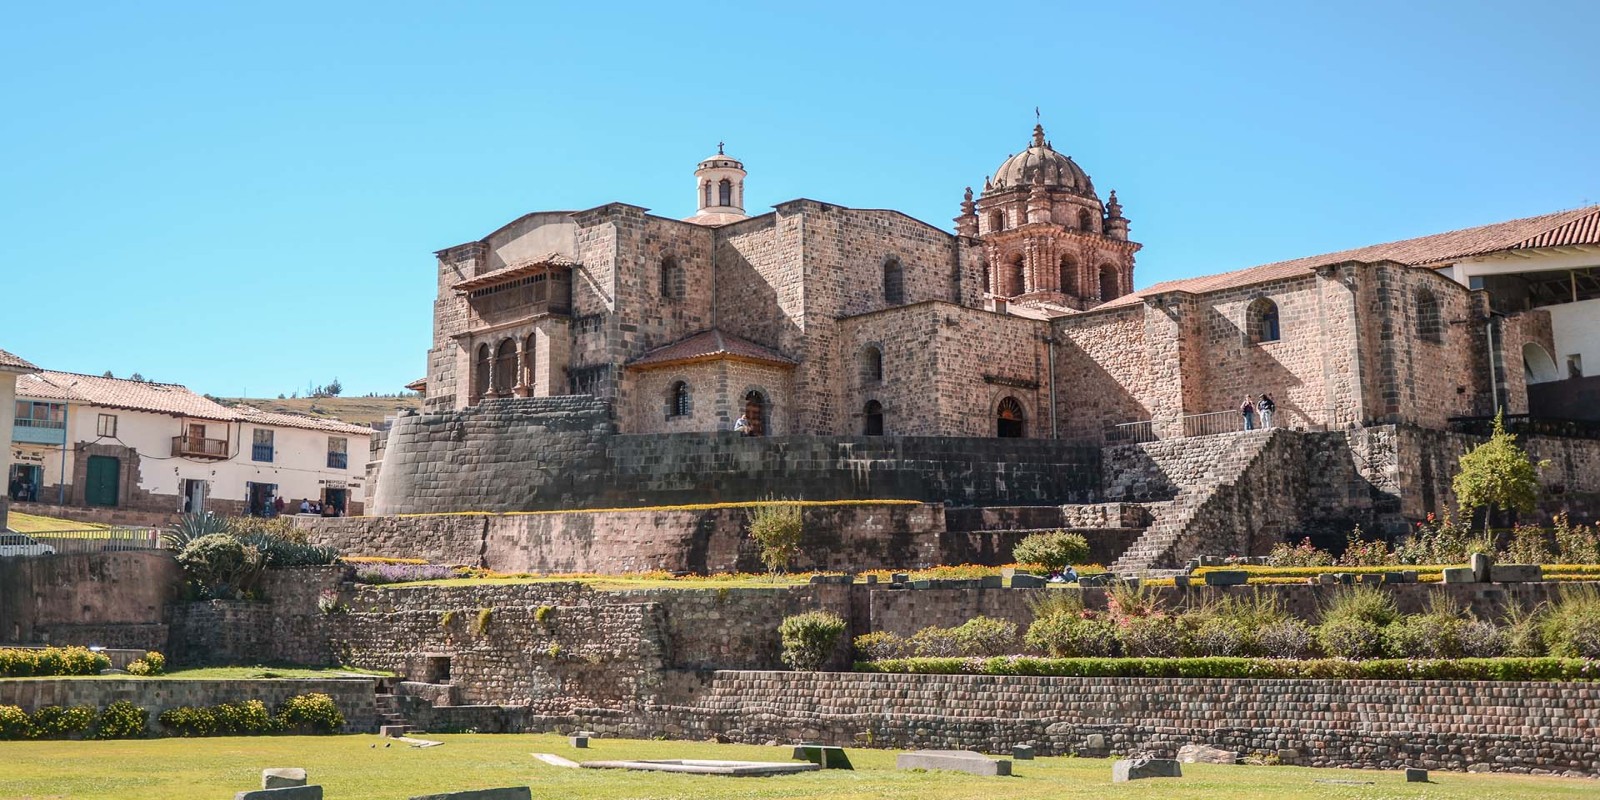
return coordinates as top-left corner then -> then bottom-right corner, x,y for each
172,435 -> 229,459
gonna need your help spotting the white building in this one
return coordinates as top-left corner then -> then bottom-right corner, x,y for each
9,371 -> 371,518
0,348 -> 41,531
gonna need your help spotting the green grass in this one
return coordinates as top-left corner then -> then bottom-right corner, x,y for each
401,574 -> 816,591
6,511 -> 110,533
0,734 -> 1590,800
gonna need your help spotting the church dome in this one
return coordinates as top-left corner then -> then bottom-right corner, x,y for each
987,124 -> 1092,195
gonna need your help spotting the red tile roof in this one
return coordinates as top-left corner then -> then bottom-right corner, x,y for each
17,371 -> 236,420
1099,205 -> 1600,309
234,406 -> 374,436
0,348 -> 38,372
628,329 -> 796,369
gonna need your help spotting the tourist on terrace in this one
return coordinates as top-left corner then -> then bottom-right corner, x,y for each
734,414 -> 750,436
1258,393 -> 1276,428
1240,394 -> 1257,431
299,498 -> 312,514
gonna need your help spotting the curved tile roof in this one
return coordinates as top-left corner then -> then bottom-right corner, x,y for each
628,329 -> 795,370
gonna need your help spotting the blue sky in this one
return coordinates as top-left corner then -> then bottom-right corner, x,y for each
3,2 -> 1597,397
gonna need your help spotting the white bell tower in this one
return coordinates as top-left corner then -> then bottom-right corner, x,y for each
694,142 -> 746,216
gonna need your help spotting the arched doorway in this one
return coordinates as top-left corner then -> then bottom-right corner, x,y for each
742,390 -> 768,436
1524,343 -> 1559,384
1098,264 -> 1119,301
863,400 -> 884,436
492,339 -> 516,395
472,344 -> 491,403
996,396 -> 1025,438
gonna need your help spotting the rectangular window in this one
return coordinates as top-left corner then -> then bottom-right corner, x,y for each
327,436 -> 348,470
1569,354 -> 1584,379
1468,276 -> 1486,290
96,414 -> 117,438
14,401 -> 66,429
252,429 -> 275,462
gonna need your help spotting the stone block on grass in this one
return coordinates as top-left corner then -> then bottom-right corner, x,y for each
896,750 -> 1010,776
1009,574 -> 1045,589
1491,564 -> 1542,583
1011,744 -> 1034,760
792,744 -> 853,769
262,769 -> 307,789
407,788 -> 532,800
1112,757 -> 1182,782
1441,567 -> 1478,584
235,787 -> 322,800
1405,767 -> 1429,782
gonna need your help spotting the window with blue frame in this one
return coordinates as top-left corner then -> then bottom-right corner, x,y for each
252,429 -> 274,462
14,401 -> 65,429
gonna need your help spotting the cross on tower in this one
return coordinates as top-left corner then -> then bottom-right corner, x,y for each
717,141 -> 725,155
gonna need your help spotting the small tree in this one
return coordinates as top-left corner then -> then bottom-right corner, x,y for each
747,500 -> 804,576
778,611 -> 846,671
1453,413 -> 1543,533
1011,530 -> 1091,573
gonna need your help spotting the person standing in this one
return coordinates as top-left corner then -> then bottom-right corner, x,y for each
1240,394 -> 1257,431
274,495 -> 286,516
1258,393 -> 1276,429
733,414 -> 750,436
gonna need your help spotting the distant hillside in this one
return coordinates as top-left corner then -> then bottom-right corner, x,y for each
220,395 -> 422,427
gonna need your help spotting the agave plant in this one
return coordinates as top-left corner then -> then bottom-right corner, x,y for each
163,512 -> 229,550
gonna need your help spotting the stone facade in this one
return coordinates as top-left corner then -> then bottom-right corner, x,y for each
0,551 -> 179,648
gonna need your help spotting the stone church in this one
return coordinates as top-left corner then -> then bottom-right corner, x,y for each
413,124 -> 1583,444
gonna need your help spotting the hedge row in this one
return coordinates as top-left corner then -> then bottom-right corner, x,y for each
0,693 -> 343,740
0,647 -> 111,678
1191,564 -> 1600,579
856,656 -> 1600,682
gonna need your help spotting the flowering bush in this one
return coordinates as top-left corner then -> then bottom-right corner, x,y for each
1267,537 -> 1334,567
92,701 -> 147,739
858,656 -> 1600,682
351,563 -> 454,584
277,693 -> 344,734
0,646 -> 111,677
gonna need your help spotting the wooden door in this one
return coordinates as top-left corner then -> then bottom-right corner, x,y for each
86,456 -> 120,507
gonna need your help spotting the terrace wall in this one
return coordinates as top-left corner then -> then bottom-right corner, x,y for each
0,677 -> 376,734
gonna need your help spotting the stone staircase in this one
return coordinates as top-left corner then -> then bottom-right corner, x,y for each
1108,430 -> 1283,574
374,692 -> 417,736
941,503 -> 1150,567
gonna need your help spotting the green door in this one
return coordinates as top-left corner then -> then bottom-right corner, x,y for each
85,456 -> 120,507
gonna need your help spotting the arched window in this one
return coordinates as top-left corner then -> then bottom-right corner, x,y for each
703,181 -> 712,208
718,178 -> 732,206
1248,297 -> 1281,343
667,380 -> 691,418
1058,254 -> 1078,296
1006,254 -> 1026,297
659,255 -> 684,300
492,339 -> 516,394
863,400 -> 884,436
990,210 -> 1005,233
882,256 -> 905,305
523,333 -> 538,393
1078,208 -> 1094,232
472,343 -> 491,403
997,396 -> 1025,438
1416,288 -> 1442,343
742,390 -> 768,436
1098,264 -> 1119,301
860,345 -> 883,383
1524,343 -> 1559,384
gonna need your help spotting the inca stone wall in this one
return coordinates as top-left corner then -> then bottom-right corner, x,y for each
370,395 -> 1101,515
0,677 -> 375,734
0,551 -> 180,649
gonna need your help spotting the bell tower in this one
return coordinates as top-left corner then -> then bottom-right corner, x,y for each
967,124 -> 1140,312
685,143 -> 749,226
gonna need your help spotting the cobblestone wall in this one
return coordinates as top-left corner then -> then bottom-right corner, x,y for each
0,677 -> 375,733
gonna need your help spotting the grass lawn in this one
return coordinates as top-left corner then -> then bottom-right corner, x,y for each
0,734 -> 1591,800
6,511 -> 109,533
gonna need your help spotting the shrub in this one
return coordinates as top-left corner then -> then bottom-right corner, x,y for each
176,533 -> 264,599
1024,613 -> 1118,657
1257,620 -> 1314,659
1460,620 -> 1507,658
748,500 -> 804,575
1188,615 -> 1251,657
1384,596 -> 1470,660
92,701 -> 148,739
1317,618 -> 1385,660
237,532 -> 340,568
127,651 -> 165,676
0,705 -> 30,740
1396,510 -> 1472,565
1553,514 -> 1600,564
1505,522 -> 1552,565
1319,585 -> 1399,627
853,631 -> 909,661
158,706 -> 218,737
1267,537 -> 1334,568
1543,585 -> 1600,659
1118,615 -> 1186,658
778,611 -> 847,671
906,626 -> 960,658
214,700 -> 275,734
856,656 -> 1600,682
163,511 -> 230,550
1105,581 -> 1165,623
125,660 -> 153,676
473,607 -> 494,635
948,616 -> 1020,657
0,646 -> 111,677
28,705 -> 95,739
1501,603 -> 1546,657
1011,531 -> 1091,573
277,693 -> 344,734
1339,526 -> 1394,567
